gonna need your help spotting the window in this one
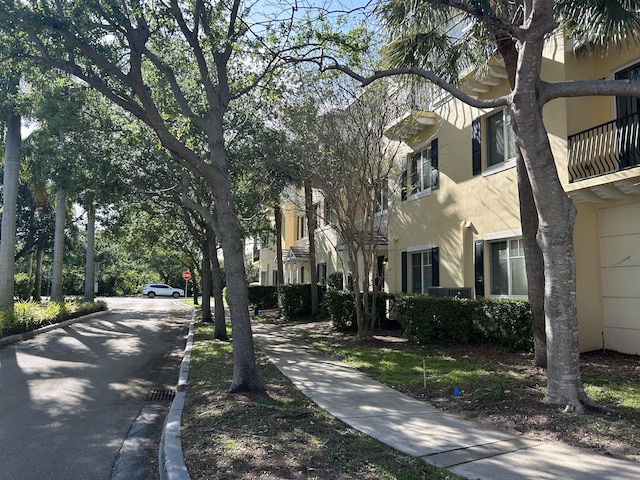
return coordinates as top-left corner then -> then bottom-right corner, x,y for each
411,250 -> 433,294
615,62 -> 640,118
489,238 -> 527,296
614,62 -> 640,167
317,262 -> 327,285
323,201 -> 333,226
410,145 -> 433,194
375,179 -> 389,213
487,109 -> 516,167
296,215 -> 307,240
402,139 -> 438,200
313,203 -> 320,229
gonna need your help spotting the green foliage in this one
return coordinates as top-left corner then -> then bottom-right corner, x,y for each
395,295 -> 478,344
327,271 -> 344,290
323,290 -> 357,331
245,260 -> 260,284
474,298 -> 533,351
14,273 -> 34,301
323,290 -> 395,332
247,285 -> 278,309
395,295 -> 533,351
0,299 -> 107,337
277,284 -> 325,321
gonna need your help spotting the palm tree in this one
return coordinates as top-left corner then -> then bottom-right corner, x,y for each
0,74 -> 22,310
369,0 -> 640,411
377,0 -> 547,365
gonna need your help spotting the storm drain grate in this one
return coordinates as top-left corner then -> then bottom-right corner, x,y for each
147,389 -> 176,402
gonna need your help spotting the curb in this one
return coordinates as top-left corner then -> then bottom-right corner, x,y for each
0,309 -> 111,348
159,308 -> 195,480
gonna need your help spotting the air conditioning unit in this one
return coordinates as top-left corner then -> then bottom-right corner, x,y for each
427,287 -> 472,299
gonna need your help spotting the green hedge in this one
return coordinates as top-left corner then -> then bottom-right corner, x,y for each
323,290 -> 395,332
475,298 -> 533,350
247,285 -> 279,309
277,284 -> 325,321
395,295 -> 533,351
395,295 -> 477,344
323,290 -> 356,331
14,273 -> 34,301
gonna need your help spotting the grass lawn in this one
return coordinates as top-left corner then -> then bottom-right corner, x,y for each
181,321 -> 466,480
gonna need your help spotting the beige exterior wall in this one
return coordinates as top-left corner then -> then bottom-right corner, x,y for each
384,38 -> 640,355
259,190 -> 343,287
259,38 -> 640,355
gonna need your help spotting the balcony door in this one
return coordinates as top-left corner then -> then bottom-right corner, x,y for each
615,62 -> 640,117
614,62 -> 640,168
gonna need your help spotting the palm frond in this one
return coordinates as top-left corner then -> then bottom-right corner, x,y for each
557,0 -> 640,52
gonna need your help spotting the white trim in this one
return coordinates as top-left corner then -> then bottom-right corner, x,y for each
482,157 -> 516,176
407,244 -> 433,253
483,230 -> 522,241
407,188 -> 431,202
612,58 -> 640,77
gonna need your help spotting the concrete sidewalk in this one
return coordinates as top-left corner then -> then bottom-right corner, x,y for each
252,322 -> 640,480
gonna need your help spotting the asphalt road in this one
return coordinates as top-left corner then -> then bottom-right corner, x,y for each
0,297 -> 192,480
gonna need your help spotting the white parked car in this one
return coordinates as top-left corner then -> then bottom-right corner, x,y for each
142,283 -> 185,298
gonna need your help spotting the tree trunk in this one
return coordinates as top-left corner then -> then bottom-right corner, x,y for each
50,189 -> 66,302
304,182 -> 319,315
349,250 -> 369,340
274,204 -> 284,285
201,240 -> 213,323
0,107 -> 21,311
83,203 -> 96,303
497,35 -> 547,368
207,127 -> 263,392
192,269 -> 199,305
209,236 -> 228,341
513,13 -> 584,410
517,156 -> 547,367
33,248 -> 44,301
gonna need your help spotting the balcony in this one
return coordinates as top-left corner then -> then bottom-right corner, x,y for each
568,112 -> 640,183
384,110 -> 436,142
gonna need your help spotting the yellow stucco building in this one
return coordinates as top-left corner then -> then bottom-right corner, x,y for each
259,34 -> 640,356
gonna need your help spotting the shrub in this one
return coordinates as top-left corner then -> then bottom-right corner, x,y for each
395,294 -> 533,350
0,299 -> 107,337
247,285 -> 279,309
395,295 -> 477,344
277,284 -> 325,321
473,298 -> 533,350
323,290 -> 356,331
323,291 -> 395,332
327,271 -> 344,290
14,273 -> 34,301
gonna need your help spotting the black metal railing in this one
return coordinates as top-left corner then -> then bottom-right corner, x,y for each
568,112 -> 640,182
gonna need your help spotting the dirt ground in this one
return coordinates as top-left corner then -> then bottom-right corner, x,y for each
368,329 -> 640,463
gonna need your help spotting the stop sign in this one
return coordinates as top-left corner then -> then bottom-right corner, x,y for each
182,271 -> 192,281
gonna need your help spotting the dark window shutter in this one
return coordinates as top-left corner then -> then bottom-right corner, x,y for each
401,156 -> 408,201
401,251 -> 408,293
431,246 -> 440,286
472,117 -> 481,175
410,154 -> 419,195
474,240 -> 484,298
431,138 -> 439,189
